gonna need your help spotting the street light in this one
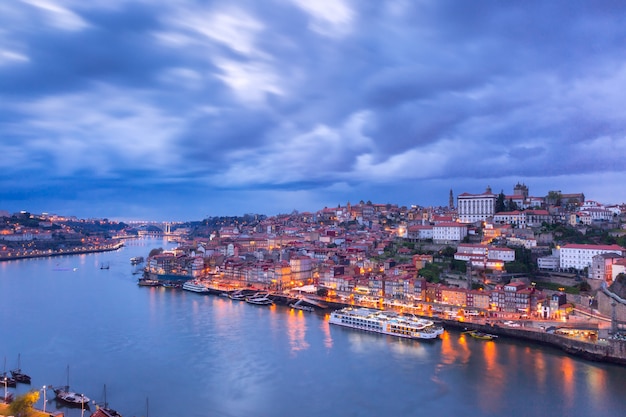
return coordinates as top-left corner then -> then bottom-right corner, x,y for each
3,377 -> 7,404
42,386 -> 47,413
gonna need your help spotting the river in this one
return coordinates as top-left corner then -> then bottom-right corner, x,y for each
1,238 -> 625,417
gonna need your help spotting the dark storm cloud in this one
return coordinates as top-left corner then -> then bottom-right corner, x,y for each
1,0 -> 626,219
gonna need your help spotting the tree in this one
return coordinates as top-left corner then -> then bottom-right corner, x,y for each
148,247 -> 164,257
546,190 -> 562,206
8,390 -> 40,417
496,190 -> 506,213
440,246 -> 456,258
419,263 -> 441,282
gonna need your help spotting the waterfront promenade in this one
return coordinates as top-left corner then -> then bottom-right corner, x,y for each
0,242 -> 124,262
0,402 -> 63,417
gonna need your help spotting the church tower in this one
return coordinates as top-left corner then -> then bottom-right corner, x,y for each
449,189 -> 454,209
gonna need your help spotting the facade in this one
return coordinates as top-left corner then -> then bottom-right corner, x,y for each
432,222 -> 468,244
406,225 -> 434,240
290,255 -> 313,284
457,186 -> 497,223
454,244 -> 515,270
590,253 -> 625,283
538,253 -> 560,271
559,244 -> 624,273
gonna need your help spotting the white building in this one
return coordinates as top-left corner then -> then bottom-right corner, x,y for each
559,244 -> 624,273
432,222 -> 468,244
406,225 -> 434,240
457,186 -> 496,223
454,244 -> 515,269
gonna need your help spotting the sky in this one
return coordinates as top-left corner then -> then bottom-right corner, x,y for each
1,0 -> 625,221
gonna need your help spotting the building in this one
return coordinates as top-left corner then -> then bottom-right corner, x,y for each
432,222 -> 468,244
559,244 -> 624,274
457,186 -> 497,223
590,253 -> 625,283
538,249 -> 560,271
406,225 -> 433,241
454,244 -> 515,270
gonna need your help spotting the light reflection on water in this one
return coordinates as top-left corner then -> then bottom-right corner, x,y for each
1,238 -> 626,417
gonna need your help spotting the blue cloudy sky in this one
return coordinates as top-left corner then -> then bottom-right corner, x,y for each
1,0 -> 625,221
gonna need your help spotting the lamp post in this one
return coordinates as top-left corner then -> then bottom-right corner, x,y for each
81,394 -> 85,417
3,377 -> 7,404
42,385 -> 47,413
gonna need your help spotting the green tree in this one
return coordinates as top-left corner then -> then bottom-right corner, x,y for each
148,247 -> 164,257
450,259 -> 467,273
419,263 -> 441,282
546,190 -> 562,206
440,246 -> 456,258
8,390 -> 40,417
496,190 -> 506,213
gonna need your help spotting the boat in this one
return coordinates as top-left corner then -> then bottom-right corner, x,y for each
228,289 -> 256,300
246,293 -> 273,306
290,299 -> 315,312
182,280 -> 210,293
1,373 -> 17,387
54,387 -> 91,407
52,365 -> 91,407
91,407 -> 123,417
2,358 -> 17,387
90,384 -> 122,417
137,278 -> 161,287
329,307 -> 444,340
100,262 -> 110,270
229,291 -> 247,301
10,354 -> 31,384
130,256 -> 144,265
465,330 -> 498,340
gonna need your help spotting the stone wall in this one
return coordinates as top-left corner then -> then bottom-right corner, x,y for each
597,290 -> 626,322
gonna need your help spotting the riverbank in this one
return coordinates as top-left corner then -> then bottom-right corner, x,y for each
154,280 -> 626,366
444,318 -> 626,366
0,242 -> 124,262
0,402 -> 63,417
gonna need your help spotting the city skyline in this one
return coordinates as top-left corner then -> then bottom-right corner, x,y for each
1,1 -> 625,221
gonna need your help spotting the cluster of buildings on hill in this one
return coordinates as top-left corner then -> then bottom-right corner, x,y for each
3,184 -> 626,313
0,211 -> 122,258
138,185 -> 626,320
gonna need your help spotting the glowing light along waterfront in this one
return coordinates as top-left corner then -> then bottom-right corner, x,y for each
1,238 -> 625,417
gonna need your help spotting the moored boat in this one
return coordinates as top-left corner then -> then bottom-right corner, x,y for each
10,354 -> 31,384
130,256 -> 144,265
182,280 -> 210,293
228,289 -> 258,300
137,278 -> 161,287
53,365 -> 90,407
90,384 -> 122,417
329,307 -> 444,340
246,293 -> 273,305
290,299 -> 315,312
54,386 -> 91,407
2,358 -> 17,387
1,373 -> 17,387
465,330 -> 498,340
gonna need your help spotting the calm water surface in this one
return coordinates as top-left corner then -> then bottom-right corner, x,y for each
1,238 -> 625,417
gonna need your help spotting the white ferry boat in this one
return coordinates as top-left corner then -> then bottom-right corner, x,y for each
182,280 -> 210,293
329,307 -> 444,340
